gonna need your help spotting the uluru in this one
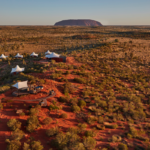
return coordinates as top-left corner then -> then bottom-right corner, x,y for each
54,19 -> 103,26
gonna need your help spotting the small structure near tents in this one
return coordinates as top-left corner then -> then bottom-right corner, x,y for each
39,99 -> 47,107
45,50 -> 52,55
15,53 -> 23,58
11,65 -> 25,74
0,54 -> 8,59
30,52 -> 38,57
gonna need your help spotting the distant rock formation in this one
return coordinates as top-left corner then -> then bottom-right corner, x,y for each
54,19 -> 103,26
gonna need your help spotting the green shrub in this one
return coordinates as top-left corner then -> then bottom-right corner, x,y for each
78,100 -> 86,108
31,140 -> 44,150
71,105 -> 81,113
5,139 -> 21,150
11,129 -> 24,141
43,117 -> 52,125
98,116 -> 104,124
26,115 -> 39,132
7,119 -> 22,131
29,108 -> 39,116
115,39 -> 119,42
0,103 -> 3,110
118,143 -> 128,150
46,126 -> 60,137
83,136 -> 96,150
61,113 -> 68,119
85,130 -> 97,137
78,123 -> 87,132
23,142 -> 30,150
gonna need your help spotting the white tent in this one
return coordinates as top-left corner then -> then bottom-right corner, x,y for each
30,52 -> 38,57
15,53 -> 23,58
12,81 -> 28,89
0,54 -> 8,59
11,65 -> 25,74
45,52 -> 60,58
45,50 -> 52,55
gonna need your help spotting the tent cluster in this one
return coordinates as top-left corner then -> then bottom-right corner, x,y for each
0,52 -> 39,59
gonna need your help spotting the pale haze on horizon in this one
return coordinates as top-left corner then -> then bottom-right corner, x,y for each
0,0 -> 150,26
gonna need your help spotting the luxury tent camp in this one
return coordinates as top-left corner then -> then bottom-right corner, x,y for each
0,54 -> 8,59
11,65 -> 25,74
15,53 -> 23,58
30,52 -> 38,57
45,50 -> 52,55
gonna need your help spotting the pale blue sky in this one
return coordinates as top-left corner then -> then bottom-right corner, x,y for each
0,0 -> 150,25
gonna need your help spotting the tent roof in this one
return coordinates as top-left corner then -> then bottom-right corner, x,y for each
45,50 -> 52,55
45,52 -> 60,58
15,53 -> 23,58
12,81 -> 28,89
11,65 -> 25,73
30,52 -> 38,57
0,54 -> 8,59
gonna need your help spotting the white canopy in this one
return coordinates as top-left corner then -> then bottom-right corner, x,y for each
15,53 -> 23,58
12,81 -> 28,89
30,52 -> 38,57
0,54 -> 8,59
45,50 -> 52,55
11,65 -> 25,73
45,52 -> 60,58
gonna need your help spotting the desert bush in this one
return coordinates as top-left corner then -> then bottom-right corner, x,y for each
49,101 -> 60,111
71,105 -> 81,113
78,123 -> 87,132
78,100 -> 86,108
31,140 -> 44,150
115,39 -> 119,42
118,143 -> 128,150
70,97 -> 78,105
5,139 -> 21,150
98,116 -> 104,124
83,136 -> 96,150
85,130 -> 97,137
0,102 -> 3,110
61,113 -> 68,119
46,126 -> 60,137
23,142 -> 30,150
7,119 -> 22,131
67,127 -> 79,135
26,115 -> 39,132
59,96 -> 70,103
29,108 -> 39,116
11,129 -> 24,141
87,116 -> 97,124
0,85 -> 10,93
43,117 -> 52,125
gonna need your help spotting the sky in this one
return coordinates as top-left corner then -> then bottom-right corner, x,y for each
0,0 -> 150,25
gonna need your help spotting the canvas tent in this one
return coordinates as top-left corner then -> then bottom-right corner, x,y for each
45,52 -> 60,58
0,54 -> 8,59
11,65 -> 25,74
15,53 -> 23,58
12,81 -> 28,89
45,50 -> 52,55
30,52 -> 38,57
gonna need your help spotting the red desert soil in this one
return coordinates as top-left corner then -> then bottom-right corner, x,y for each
0,56 -> 141,150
